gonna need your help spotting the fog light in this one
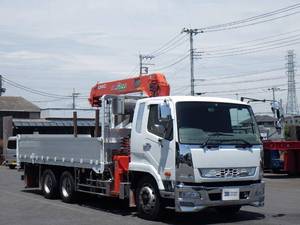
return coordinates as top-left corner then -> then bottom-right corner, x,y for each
180,191 -> 200,199
255,187 -> 264,196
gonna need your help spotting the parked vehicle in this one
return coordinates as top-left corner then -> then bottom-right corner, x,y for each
17,74 -> 264,220
5,136 -> 17,169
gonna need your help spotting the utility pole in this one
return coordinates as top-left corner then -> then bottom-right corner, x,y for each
235,93 -> 239,100
139,54 -> 154,76
0,75 -> 6,96
72,88 -> 80,110
181,28 -> 203,96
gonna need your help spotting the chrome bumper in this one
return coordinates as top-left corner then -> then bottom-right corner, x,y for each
175,181 -> 265,212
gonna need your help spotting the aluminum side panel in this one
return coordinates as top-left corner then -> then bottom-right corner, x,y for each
18,135 -> 103,170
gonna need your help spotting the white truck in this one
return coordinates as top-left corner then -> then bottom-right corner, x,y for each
18,95 -> 264,219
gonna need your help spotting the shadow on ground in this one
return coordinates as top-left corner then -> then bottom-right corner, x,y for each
264,172 -> 300,179
22,189 -> 265,224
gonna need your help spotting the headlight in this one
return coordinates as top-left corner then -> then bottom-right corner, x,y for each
200,167 -> 256,178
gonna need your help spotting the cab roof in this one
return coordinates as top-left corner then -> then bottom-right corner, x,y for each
140,96 -> 249,106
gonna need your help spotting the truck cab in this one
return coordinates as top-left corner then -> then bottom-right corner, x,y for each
130,96 -> 264,215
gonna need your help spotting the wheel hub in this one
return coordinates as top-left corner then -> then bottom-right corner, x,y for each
44,175 -> 52,194
139,186 -> 156,213
62,177 -> 72,198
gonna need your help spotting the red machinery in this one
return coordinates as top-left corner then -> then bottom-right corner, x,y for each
89,73 -> 170,107
263,141 -> 300,175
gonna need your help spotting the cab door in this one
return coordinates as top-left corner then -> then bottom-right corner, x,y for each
141,102 -> 175,181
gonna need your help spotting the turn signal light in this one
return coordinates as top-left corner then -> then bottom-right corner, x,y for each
164,171 -> 171,177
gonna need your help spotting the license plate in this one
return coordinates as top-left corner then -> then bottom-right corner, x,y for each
222,188 -> 240,201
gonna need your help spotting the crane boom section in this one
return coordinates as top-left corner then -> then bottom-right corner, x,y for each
89,73 -> 170,107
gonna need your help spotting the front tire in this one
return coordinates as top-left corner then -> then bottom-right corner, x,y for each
60,171 -> 76,203
42,169 -> 58,199
136,176 -> 162,220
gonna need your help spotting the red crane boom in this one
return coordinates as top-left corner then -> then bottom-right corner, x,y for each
89,73 -> 170,107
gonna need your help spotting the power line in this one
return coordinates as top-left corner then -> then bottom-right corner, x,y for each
198,67 -> 285,81
201,39 -> 300,59
151,53 -> 189,71
149,33 -> 183,56
200,3 -> 300,32
202,28 -> 300,51
204,82 -> 290,94
32,98 -> 72,103
2,75 -> 71,98
197,75 -> 286,86
153,35 -> 188,57
203,32 -> 300,54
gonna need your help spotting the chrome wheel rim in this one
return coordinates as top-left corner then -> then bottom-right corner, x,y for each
62,176 -> 72,198
139,186 -> 156,213
44,174 -> 52,194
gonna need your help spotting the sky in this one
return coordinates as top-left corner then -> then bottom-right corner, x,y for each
1,0 -> 300,115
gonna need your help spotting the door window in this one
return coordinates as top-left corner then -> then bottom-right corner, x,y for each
147,104 -> 173,140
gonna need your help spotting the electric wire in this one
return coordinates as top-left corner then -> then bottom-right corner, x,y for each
149,33 -> 183,56
2,76 -> 72,98
151,52 -> 190,71
153,35 -> 188,57
203,28 -> 300,51
198,67 -> 285,81
203,33 -> 300,54
202,39 -> 300,59
200,3 -> 300,32
204,83 -> 289,94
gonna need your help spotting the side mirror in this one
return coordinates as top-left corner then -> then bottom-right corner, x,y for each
271,101 -> 282,119
158,102 -> 171,122
276,109 -> 281,119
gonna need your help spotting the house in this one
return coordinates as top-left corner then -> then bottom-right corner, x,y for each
0,96 -> 40,162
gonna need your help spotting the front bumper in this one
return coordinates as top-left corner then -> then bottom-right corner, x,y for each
175,181 -> 265,212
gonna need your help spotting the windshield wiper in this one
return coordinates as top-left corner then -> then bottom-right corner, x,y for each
220,138 -> 253,148
201,132 -> 234,148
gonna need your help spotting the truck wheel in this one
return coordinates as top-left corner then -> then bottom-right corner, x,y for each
9,165 -> 16,169
42,169 -> 58,199
216,205 -> 241,215
60,171 -> 76,203
136,176 -> 162,220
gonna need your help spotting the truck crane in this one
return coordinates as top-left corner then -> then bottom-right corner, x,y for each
17,73 -> 264,220
89,73 -> 170,107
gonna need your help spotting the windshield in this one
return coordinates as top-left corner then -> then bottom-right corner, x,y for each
176,102 -> 261,145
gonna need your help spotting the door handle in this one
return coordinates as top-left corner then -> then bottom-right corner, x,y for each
143,143 -> 151,151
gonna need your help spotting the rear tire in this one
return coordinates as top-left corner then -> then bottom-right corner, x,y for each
8,165 -> 16,169
136,176 -> 162,220
42,169 -> 58,199
60,171 -> 76,203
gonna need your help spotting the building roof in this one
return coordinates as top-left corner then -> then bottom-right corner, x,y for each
13,118 -> 95,127
0,96 -> 40,112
